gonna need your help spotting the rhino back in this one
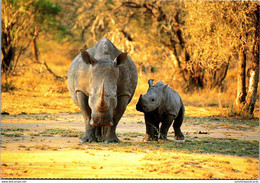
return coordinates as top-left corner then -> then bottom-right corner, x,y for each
161,87 -> 184,117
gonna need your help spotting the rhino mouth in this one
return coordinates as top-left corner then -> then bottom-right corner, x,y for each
90,119 -> 113,127
136,102 -> 144,112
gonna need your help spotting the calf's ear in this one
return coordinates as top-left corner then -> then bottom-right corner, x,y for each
159,83 -> 168,91
81,49 -> 95,65
148,79 -> 154,87
114,52 -> 127,66
163,84 -> 169,90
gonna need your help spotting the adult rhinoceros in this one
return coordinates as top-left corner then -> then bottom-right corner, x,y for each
68,38 -> 138,143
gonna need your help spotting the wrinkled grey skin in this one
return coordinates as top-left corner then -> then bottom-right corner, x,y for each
136,79 -> 184,141
68,38 -> 138,143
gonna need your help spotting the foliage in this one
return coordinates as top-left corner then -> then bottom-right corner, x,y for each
1,0 -> 68,73
69,0 -> 258,92
1,81 -> 17,92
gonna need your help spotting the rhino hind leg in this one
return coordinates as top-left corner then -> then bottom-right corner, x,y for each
173,105 -> 185,140
77,91 -> 97,143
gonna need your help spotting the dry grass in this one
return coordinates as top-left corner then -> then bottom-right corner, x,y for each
1,39 -> 259,118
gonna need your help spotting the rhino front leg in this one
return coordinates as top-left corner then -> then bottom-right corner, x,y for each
159,115 -> 174,141
77,91 -> 97,143
144,113 -> 159,141
103,96 -> 130,143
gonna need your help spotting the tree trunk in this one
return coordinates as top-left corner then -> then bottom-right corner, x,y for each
235,45 -> 247,107
244,6 -> 259,115
31,29 -> 39,63
1,28 -> 15,73
245,62 -> 259,114
32,37 -> 39,63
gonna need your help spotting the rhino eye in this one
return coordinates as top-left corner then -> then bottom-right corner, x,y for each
151,98 -> 155,102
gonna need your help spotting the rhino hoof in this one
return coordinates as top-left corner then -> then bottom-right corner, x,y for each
104,138 -> 120,144
80,137 -> 97,143
79,138 -> 88,143
158,138 -> 169,142
175,135 -> 184,141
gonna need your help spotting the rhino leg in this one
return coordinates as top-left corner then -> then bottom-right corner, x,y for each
159,115 -> 175,141
95,127 -> 102,142
103,96 -> 130,143
173,105 -> 185,140
144,113 -> 159,141
77,91 -> 97,143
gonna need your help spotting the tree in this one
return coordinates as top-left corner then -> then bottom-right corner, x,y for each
1,0 -> 67,75
234,2 -> 259,115
156,1 -> 259,115
1,0 -> 32,73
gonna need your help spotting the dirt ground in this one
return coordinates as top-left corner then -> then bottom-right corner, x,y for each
0,113 -> 259,179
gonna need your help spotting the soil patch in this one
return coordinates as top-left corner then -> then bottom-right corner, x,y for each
0,113 -> 259,179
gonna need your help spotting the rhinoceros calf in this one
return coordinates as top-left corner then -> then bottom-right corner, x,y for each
68,38 -> 138,143
136,79 -> 185,141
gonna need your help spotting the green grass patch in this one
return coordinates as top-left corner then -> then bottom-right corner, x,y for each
86,137 -> 259,158
40,128 -> 84,137
184,116 -> 259,130
159,138 -> 259,158
1,133 -> 23,137
1,128 -> 29,137
117,132 -> 144,138
1,128 -> 30,132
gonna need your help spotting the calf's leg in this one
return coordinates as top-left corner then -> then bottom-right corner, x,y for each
144,113 -> 159,141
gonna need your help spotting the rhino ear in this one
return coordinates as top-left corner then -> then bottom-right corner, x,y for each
114,52 -> 127,66
81,49 -> 95,65
148,79 -> 154,88
163,83 -> 169,90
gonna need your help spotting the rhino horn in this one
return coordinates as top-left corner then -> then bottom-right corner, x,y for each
98,82 -> 108,112
148,79 -> 154,87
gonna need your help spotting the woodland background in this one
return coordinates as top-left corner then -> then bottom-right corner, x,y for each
1,0 -> 259,117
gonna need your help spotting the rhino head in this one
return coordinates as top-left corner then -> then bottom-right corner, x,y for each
81,49 -> 128,126
136,79 -> 168,113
